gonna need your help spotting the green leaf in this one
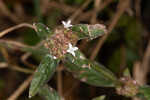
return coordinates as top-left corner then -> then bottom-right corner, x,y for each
29,54 -> 60,98
92,95 -> 106,100
123,68 -> 131,77
33,23 -> 52,39
21,45 -> 48,56
23,29 -> 40,45
38,85 -> 61,100
139,85 -> 150,100
136,93 -> 146,100
71,24 -> 106,40
63,50 -> 117,87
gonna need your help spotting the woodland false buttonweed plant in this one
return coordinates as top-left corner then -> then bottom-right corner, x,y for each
29,20 -> 150,100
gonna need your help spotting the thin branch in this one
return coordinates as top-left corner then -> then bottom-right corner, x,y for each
69,0 -> 92,21
134,40 -> 150,85
135,0 -> 141,18
0,62 -> 8,68
0,47 -> 34,74
0,39 -> 33,49
7,75 -> 33,100
64,81 -> 80,98
0,39 -> 44,69
20,40 -> 45,69
57,65 -> 63,96
90,0 -> 130,60
0,1 -> 21,23
0,62 -> 34,74
84,0 -> 113,22
119,45 -> 126,76
91,0 -> 102,24
141,40 -> 150,78
133,61 -> 143,85
0,39 -> 36,68
47,1 -> 77,15
133,62 -> 142,100
82,0 -> 113,23
97,0 -> 113,12
10,65 -> 34,74
21,53 -> 36,69
0,23 -> 34,38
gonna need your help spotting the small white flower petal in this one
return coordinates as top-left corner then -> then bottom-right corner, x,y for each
68,43 -> 72,48
72,52 -> 75,57
53,56 -> 57,59
68,20 -> 71,24
67,43 -> 78,56
62,21 -> 66,26
62,20 -> 73,28
74,47 -> 78,51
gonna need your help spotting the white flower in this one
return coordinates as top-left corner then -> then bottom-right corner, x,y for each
62,20 -> 72,28
53,56 -> 57,59
67,43 -> 78,56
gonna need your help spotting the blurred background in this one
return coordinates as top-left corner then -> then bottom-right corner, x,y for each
0,0 -> 150,100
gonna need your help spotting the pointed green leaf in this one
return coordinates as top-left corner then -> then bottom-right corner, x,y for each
139,85 -> 150,100
63,50 -> 117,87
123,68 -> 131,77
71,24 -> 106,40
136,93 -> 146,100
92,95 -> 106,100
38,85 -> 61,100
33,23 -> 52,39
21,45 -> 48,55
29,54 -> 60,98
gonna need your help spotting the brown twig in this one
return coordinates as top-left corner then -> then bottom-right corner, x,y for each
14,2 -> 26,19
133,61 -> 143,85
0,45 -> 10,62
0,39 -> 33,49
119,45 -> 126,77
91,0 -> 102,24
0,39 -> 45,69
0,23 -> 34,38
84,0 -> 113,23
21,53 -> 36,69
133,61 -> 142,100
69,0 -> 92,21
0,62 -> 8,68
47,1 -> 77,15
0,39 -> 44,69
135,0 -> 141,18
7,75 -> 33,100
57,65 -> 63,96
90,0 -> 130,60
96,0 -> 113,12
10,65 -> 34,74
20,40 -> 45,69
141,41 -> 150,82
0,47 -> 34,74
64,81 -> 80,98
0,39 -> 36,68
0,62 -> 34,74
133,40 -> 150,85
79,0 -> 113,23
0,1 -> 22,23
